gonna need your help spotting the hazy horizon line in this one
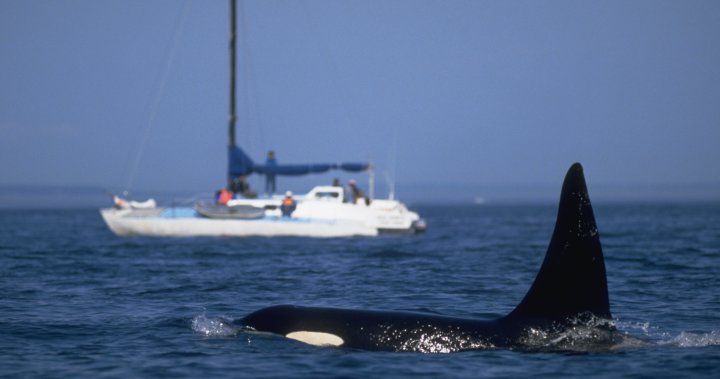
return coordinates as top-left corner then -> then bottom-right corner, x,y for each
1,181 -> 719,209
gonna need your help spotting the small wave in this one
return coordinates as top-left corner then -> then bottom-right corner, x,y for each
615,320 -> 657,336
518,315 -> 623,352
191,314 -> 239,337
661,330 -> 720,348
615,320 -> 720,348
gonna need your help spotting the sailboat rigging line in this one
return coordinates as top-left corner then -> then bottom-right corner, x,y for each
229,0 -> 237,147
124,0 -> 191,194
387,126 -> 400,200
384,172 -> 395,201
238,0 -> 266,158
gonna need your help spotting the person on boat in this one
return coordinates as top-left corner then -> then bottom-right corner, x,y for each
280,191 -> 296,217
113,195 -> 129,209
230,176 -> 256,198
332,178 -> 344,202
216,188 -> 233,205
347,179 -> 367,205
265,150 -> 277,195
230,176 -> 244,195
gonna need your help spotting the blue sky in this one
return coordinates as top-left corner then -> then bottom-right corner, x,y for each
1,0 -> 719,202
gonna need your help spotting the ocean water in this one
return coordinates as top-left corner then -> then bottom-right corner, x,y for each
1,203 -> 719,378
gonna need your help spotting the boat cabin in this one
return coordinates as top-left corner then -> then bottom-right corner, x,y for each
304,186 -> 345,203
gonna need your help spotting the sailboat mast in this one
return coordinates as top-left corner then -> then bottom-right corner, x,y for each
228,0 -> 237,147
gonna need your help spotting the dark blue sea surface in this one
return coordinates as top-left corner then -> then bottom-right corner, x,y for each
1,203 -> 719,378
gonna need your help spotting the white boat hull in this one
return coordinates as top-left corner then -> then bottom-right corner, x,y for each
101,186 -> 424,238
100,208 -> 381,237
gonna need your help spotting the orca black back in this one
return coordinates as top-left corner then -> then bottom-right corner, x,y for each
239,163 -> 615,351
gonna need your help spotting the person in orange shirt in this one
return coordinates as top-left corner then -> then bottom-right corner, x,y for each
280,191 -> 296,217
216,188 -> 233,205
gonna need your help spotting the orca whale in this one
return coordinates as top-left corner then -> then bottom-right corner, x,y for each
239,163 -> 621,352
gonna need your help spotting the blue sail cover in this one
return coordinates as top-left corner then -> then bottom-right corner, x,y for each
228,146 -> 369,178
228,145 -> 255,177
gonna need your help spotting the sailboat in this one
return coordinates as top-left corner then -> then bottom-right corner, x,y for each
100,0 -> 425,237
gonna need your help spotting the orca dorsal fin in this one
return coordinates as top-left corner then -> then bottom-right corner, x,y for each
507,163 -> 611,321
